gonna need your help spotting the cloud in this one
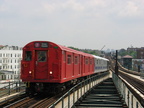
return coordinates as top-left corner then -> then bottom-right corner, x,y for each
43,3 -> 56,13
118,1 -> 142,17
62,0 -> 84,11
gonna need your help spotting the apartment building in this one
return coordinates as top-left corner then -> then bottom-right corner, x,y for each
0,45 -> 22,80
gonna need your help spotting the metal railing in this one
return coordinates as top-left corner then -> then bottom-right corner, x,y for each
112,73 -> 144,108
0,80 -> 25,98
49,72 -> 110,108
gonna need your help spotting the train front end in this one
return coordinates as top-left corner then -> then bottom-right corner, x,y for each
21,41 -> 62,94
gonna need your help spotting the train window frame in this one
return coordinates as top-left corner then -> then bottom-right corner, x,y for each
63,51 -> 66,62
34,42 -> 41,48
41,42 -> 48,48
85,58 -> 88,64
67,55 -> 71,64
74,56 -> 78,64
24,51 -> 32,61
38,51 -> 47,62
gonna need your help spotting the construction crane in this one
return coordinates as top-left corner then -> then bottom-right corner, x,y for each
101,45 -> 105,51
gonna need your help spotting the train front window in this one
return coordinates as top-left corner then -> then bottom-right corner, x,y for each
38,51 -> 47,62
25,51 -> 32,61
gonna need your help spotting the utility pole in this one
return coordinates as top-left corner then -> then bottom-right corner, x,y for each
115,50 -> 118,75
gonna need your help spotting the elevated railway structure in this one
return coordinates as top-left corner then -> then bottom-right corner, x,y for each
1,59 -> 144,108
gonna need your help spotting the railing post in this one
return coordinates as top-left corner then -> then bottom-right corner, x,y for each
127,91 -> 129,107
84,81 -> 85,96
16,82 -> 18,92
73,88 -> 75,105
8,81 -> 10,95
131,95 -> 133,108
68,91 -> 70,108
19,80 -> 21,92
80,83 -> 82,100
62,96 -> 64,108
136,102 -> 138,108
77,87 -> 79,100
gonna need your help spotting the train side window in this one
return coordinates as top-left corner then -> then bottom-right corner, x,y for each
90,59 -> 92,64
85,58 -> 88,64
63,51 -> 66,61
38,51 -> 47,62
75,56 -> 78,64
67,55 -> 71,64
25,51 -> 32,61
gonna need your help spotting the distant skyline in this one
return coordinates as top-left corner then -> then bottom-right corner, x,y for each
0,0 -> 144,50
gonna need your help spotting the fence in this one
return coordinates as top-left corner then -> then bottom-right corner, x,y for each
0,80 -> 25,98
112,73 -> 144,108
49,72 -> 110,108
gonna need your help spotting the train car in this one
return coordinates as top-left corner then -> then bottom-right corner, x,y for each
93,55 -> 109,73
21,41 -> 96,94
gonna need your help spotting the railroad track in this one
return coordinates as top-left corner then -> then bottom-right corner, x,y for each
3,93 -> 62,108
3,86 -> 72,108
109,59 -> 140,76
29,95 -> 60,108
109,59 -> 144,105
119,71 -> 144,95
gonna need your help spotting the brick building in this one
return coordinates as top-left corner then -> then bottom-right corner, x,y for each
137,49 -> 144,59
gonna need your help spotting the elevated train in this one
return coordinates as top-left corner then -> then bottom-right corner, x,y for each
21,41 -> 109,95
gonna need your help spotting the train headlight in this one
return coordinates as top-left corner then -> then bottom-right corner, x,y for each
29,71 -> 32,74
50,71 -> 53,74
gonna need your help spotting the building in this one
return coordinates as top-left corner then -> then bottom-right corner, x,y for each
137,49 -> 144,59
122,55 -> 133,70
127,47 -> 140,52
0,70 -> 14,80
0,45 -> 22,80
132,59 -> 144,72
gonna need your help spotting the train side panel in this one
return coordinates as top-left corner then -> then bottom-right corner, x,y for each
61,50 -> 82,83
93,55 -> 109,73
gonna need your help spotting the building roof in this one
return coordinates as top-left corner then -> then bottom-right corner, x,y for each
122,55 -> 133,59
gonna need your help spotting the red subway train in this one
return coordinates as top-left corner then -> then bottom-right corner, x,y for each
21,41 -> 109,95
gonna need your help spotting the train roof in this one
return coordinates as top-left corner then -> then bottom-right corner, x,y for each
93,55 -> 109,61
24,41 -> 93,57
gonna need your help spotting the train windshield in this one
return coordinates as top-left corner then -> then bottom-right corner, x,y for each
38,51 -> 47,62
25,51 -> 32,61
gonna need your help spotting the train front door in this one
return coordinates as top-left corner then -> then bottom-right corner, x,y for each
35,51 -> 48,79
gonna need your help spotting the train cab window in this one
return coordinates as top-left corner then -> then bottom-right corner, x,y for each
25,51 -> 32,61
38,51 -> 47,62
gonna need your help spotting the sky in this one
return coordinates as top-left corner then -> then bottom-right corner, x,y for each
0,0 -> 144,50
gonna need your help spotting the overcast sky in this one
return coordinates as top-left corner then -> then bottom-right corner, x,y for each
0,0 -> 144,50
